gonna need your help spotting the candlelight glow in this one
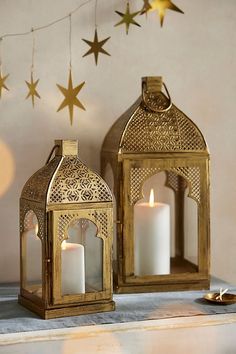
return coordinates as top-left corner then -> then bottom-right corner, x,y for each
0,140 -> 15,196
61,240 -> 67,250
149,188 -> 155,207
35,223 -> 39,236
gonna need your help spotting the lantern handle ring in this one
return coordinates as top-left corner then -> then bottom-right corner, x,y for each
142,81 -> 172,113
45,144 -> 59,165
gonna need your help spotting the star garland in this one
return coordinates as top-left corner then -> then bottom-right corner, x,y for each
83,29 -> 110,65
82,0 -> 110,65
0,0 -> 185,123
140,0 -> 152,16
0,71 -> 9,98
0,38 -> 10,99
25,29 -> 41,107
57,14 -> 86,125
25,73 -> 40,107
150,0 -> 184,27
57,69 -> 85,125
115,2 -> 141,35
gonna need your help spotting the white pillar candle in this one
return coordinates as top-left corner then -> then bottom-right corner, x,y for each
61,241 -> 85,295
134,189 -> 170,276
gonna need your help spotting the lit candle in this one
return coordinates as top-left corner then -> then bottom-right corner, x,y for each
61,241 -> 85,295
134,189 -> 170,276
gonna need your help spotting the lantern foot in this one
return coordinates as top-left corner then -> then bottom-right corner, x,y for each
18,295 -> 115,320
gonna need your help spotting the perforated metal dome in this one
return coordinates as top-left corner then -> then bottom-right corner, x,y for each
102,83 -> 207,154
21,140 -> 112,205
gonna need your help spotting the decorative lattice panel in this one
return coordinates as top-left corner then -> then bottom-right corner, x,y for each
21,157 -> 61,203
88,211 -> 109,239
130,167 -> 161,204
20,201 -> 45,240
172,166 -> 201,204
166,171 -> 188,192
130,166 -> 201,205
48,157 -> 112,204
121,93 -> 206,152
57,210 -> 110,242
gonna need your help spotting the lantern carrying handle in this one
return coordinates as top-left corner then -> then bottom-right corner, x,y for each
142,81 -> 172,113
45,144 -> 59,165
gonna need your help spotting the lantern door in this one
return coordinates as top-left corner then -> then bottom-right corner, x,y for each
50,207 -> 112,305
122,155 -> 210,287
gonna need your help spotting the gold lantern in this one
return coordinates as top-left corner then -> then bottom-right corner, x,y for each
101,77 -> 210,294
19,140 -> 115,319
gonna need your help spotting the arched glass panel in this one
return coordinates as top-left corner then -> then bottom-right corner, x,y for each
23,210 -> 42,297
134,171 -> 198,276
61,218 -> 103,296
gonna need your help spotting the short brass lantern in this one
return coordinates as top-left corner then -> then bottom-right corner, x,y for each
101,77 -> 210,294
19,140 -> 115,319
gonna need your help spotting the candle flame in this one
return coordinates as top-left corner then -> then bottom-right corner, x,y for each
149,189 -> 155,207
61,240 -> 67,250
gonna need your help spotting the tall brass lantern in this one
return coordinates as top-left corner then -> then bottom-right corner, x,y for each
101,77 -> 210,294
19,140 -> 115,319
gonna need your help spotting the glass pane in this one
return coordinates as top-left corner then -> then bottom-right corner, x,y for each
23,210 -> 42,297
61,218 -> 103,296
134,171 -> 198,276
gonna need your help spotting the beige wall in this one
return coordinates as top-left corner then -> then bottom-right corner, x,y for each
0,0 -> 236,283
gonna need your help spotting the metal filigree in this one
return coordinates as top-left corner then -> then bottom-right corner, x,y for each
102,89 -> 207,154
21,157 -> 61,203
130,166 -> 201,205
48,157 -> 112,204
20,200 -> 45,240
121,95 -> 206,152
57,210 -> 110,242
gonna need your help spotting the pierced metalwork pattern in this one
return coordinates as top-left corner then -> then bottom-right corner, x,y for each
120,93 -> 206,152
172,166 -> 201,204
57,210 -> 110,242
130,167 -> 161,204
130,166 -> 201,205
48,157 -> 112,204
88,211 -> 109,238
58,214 -> 74,242
21,157 -> 61,203
166,171 -> 188,192
20,201 -> 45,240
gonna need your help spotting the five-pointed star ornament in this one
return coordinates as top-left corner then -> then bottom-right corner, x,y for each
150,0 -> 184,27
115,2 -> 141,35
57,69 -> 85,125
140,0 -> 152,16
25,73 -> 40,107
0,70 -> 9,98
82,29 -> 110,65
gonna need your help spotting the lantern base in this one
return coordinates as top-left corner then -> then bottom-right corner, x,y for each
18,295 -> 115,320
114,279 -> 210,294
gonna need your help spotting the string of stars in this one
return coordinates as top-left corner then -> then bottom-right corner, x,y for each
0,0 -> 184,124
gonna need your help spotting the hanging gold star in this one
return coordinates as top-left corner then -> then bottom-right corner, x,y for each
57,69 -> 85,125
151,0 -> 184,27
82,29 -> 110,65
115,2 -> 141,35
140,0 -> 152,16
0,71 -> 9,98
25,72 -> 40,107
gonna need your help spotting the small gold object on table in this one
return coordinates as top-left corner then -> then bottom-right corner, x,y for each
101,76 -> 210,294
204,289 -> 236,304
19,140 -> 115,319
